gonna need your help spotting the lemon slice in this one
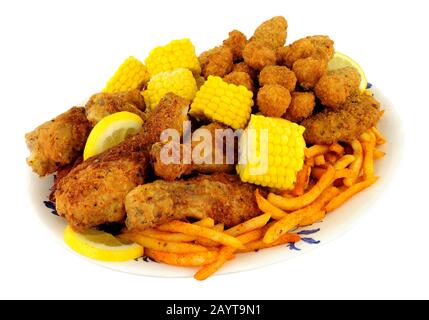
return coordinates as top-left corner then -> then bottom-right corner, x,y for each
64,225 -> 144,262
328,52 -> 368,93
83,111 -> 143,160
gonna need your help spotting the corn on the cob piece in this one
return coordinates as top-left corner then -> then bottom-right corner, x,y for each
103,56 -> 149,93
237,115 -> 306,189
189,76 -> 253,129
145,39 -> 201,77
142,68 -> 197,110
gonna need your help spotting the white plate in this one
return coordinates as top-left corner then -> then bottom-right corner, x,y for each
29,86 -> 401,278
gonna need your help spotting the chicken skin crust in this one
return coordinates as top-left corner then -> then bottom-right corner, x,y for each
55,93 -> 190,231
125,174 -> 263,231
25,107 -> 91,176
85,90 -> 146,126
302,94 -> 380,145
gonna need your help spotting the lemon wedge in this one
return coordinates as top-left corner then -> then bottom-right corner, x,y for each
328,52 -> 368,93
83,111 -> 143,160
64,225 -> 144,262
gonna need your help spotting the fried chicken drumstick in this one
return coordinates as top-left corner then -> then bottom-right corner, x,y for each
125,174 -> 263,231
54,93 -> 189,231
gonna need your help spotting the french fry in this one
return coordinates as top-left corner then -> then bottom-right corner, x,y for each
292,164 -> 310,196
299,210 -> 326,227
238,233 -> 301,253
145,249 -> 219,267
120,234 -> 208,253
194,230 -> 263,281
325,152 -> 339,165
311,167 -> 326,179
225,213 -> 271,237
372,127 -> 386,145
268,165 -> 336,211
139,228 -> 196,242
359,132 -> 371,143
305,157 -> 315,167
255,189 -> 287,220
196,223 -> 225,247
329,143 -> 345,156
194,217 -> 215,228
325,177 -> 379,212
362,133 -> 376,179
334,169 -> 353,180
344,140 -> 363,187
334,155 -> 356,170
374,149 -> 386,159
159,221 -> 245,249
305,145 -> 330,158
315,154 -> 326,166
264,186 -> 340,243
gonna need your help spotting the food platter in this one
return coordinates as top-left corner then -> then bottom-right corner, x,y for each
29,86 -> 400,278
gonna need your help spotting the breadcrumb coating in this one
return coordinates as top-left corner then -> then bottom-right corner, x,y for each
223,30 -> 248,62
243,41 -> 276,71
302,94 -> 380,145
284,92 -> 315,123
251,16 -> 288,49
293,56 -> 328,89
259,65 -> 297,91
314,67 -> 361,109
257,84 -> 291,117
199,46 -> 234,78
232,62 -> 259,81
223,71 -> 254,91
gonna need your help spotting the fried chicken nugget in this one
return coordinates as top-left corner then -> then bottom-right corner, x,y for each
293,56 -> 328,90
242,41 -> 276,71
223,71 -> 254,91
223,30 -> 248,62
25,107 -> 91,176
278,35 -> 334,68
85,90 -> 146,126
302,94 -> 380,145
251,16 -> 288,49
257,84 -> 291,117
284,92 -> 316,123
232,62 -> 259,81
314,67 -> 361,109
199,46 -> 234,79
259,65 -> 297,91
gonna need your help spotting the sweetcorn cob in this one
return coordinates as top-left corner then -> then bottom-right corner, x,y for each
236,115 -> 306,189
145,39 -> 201,76
142,68 -> 197,110
189,76 -> 253,129
103,56 -> 149,93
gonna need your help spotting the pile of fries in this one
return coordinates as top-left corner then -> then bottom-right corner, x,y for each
120,124 -> 385,281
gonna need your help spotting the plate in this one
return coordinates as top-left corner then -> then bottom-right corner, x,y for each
28,86 -> 401,277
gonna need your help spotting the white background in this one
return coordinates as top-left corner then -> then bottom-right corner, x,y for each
1,0 -> 428,300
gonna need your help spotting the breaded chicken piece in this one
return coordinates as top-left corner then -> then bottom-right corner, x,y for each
251,16 -> 288,49
199,46 -> 233,78
259,65 -> 297,91
223,30 -> 248,62
314,67 -> 361,109
302,94 -> 380,144
150,122 -> 235,181
223,71 -> 254,91
55,93 -> 190,231
25,107 -> 91,176
284,92 -> 316,123
242,41 -> 276,71
125,174 -> 263,230
232,62 -> 259,81
293,56 -> 328,90
85,90 -> 146,126
278,35 -> 334,68
257,85 -> 291,117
